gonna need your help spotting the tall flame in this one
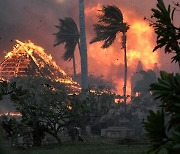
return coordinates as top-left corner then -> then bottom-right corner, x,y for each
85,4 -> 159,96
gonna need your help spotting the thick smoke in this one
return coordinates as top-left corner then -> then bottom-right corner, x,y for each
0,0 -> 179,95
0,0 -> 77,68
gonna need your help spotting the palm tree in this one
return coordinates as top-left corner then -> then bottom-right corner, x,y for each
90,5 -> 129,105
54,17 -> 80,79
79,0 -> 88,93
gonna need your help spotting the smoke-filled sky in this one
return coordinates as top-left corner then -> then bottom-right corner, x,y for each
0,0 -> 179,94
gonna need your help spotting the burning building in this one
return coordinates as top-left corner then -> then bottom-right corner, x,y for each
0,40 -> 80,92
131,61 -> 159,96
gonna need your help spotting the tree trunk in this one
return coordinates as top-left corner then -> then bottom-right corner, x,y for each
32,134 -> 42,147
32,120 -> 44,147
46,131 -> 62,144
72,54 -> 77,79
122,32 -> 127,111
54,133 -> 62,144
79,0 -> 88,94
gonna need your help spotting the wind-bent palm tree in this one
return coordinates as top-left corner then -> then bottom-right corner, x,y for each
54,18 -> 80,78
90,5 -> 129,105
79,0 -> 88,93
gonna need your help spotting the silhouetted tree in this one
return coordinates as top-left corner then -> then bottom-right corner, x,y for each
54,18 -> 80,78
143,1 -> 180,153
90,5 -> 129,106
10,76 -> 70,145
145,0 -> 180,66
143,71 -> 180,153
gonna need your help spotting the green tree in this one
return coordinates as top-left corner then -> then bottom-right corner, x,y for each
54,18 -> 80,78
131,92 -> 159,114
143,110 -> 169,154
0,79 -> 16,99
1,77 -> 102,146
90,5 -> 129,106
74,74 -> 115,92
143,1 -> 180,153
143,71 -> 180,153
145,0 -> 180,66
150,71 -> 180,132
10,76 -> 70,145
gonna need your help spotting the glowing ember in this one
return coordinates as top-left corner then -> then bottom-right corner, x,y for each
5,52 -> 13,58
114,98 -> 120,104
0,112 -> 22,117
67,104 -> 72,110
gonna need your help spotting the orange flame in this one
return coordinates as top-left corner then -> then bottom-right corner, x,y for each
67,104 -> 72,110
0,112 -> 22,117
3,40 -> 81,92
85,4 -> 159,96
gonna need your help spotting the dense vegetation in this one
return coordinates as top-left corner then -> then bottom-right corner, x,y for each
142,0 -> 180,153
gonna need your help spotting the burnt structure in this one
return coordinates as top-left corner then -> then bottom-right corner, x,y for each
0,40 -> 80,92
131,61 -> 159,96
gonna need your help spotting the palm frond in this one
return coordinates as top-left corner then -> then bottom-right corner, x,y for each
54,18 -> 80,61
63,40 -> 77,61
143,110 -> 169,153
150,71 -> 180,132
149,0 -> 180,64
90,5 -> 129,48
99,5 -> 123,24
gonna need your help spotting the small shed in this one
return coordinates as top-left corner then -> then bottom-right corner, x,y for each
101,126 -> 134,139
